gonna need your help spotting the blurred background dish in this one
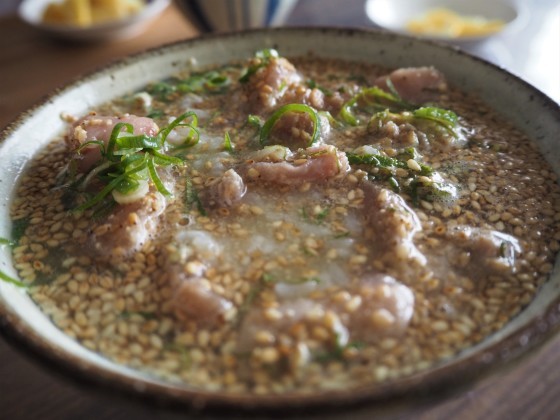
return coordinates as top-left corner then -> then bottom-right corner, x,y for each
174,0 -> 299,32
365,0 -> 522,45
18,0 -> 171,41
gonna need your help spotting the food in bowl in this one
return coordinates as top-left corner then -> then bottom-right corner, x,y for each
4,48 -> 560,395
406,8 -> 506,38
43,0 -> 145,27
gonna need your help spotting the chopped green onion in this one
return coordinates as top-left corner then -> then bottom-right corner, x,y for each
74,154 -> 150,213
0,237 -> 15,247
76,140 -> 105,155
106,122 -> 133,161
388,176 -> 400,192
70,113 -> 200,211
347,151 -> 432,176
184,176 -> 206,216
204,73 -> 230,91
147,71 -> 231,100
149,149 -> 183,166
385,78 -> 402,100
369,107 -> 459,138
116,134 -> 161,150
147,109 -> 165,119
315,335 -> 364,363
239,48 -> 280,83
147,155 -> 171,196
0,270 -> 26,288
159,111 -> 199,145
223,131 -> 234,153
114,177 -> 140,194
146,81 -> 175,101
259,103 -> 321,146
340,87 -> 410,126
412,106 -> 459,136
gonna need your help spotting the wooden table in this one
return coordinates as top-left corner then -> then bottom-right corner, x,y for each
1,3 -> 560,419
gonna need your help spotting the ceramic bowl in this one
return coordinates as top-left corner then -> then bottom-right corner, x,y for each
18,0 -> 171,42
365,0 -> 523,45
0,28 -> 559,416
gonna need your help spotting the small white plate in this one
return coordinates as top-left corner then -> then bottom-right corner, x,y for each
365,0 -> 523,45
18,0 -> 170,42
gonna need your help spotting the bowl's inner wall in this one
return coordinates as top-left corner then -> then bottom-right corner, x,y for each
0,28 -> 559,399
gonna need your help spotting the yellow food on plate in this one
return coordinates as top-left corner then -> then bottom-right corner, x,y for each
42,0 -> 145,27
406,8 -> 506,38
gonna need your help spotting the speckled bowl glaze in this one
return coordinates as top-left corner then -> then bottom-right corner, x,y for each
0,28 -> 559,416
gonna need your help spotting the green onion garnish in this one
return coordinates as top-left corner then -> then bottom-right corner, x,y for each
239,48 -> 280,83
146,70 -> 231,100
412,106 -> 459,137
259,103 -> 321,147
368,107 -> 459,138
0,270 -> 26,288
340,86 -> 410,126
223,131 -> 234,153
0,238 -> 15,247
184,176 -> 206,216
72,113 -> 198,212
347,151 -> 432,176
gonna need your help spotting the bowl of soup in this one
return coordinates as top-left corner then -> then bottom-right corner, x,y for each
0,28 -> 559,415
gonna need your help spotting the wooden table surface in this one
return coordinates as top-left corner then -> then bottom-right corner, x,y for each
1,3 -> 560,419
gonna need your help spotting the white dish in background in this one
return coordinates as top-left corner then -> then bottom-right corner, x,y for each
18,0 -> 170,42
365,0 -> 523,45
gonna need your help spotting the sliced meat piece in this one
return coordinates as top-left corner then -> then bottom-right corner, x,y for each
237,273 -> 414,368
446,225 -> 521,274
87,190 -> 165,259
248,145 -> 292,163
265,110 -> 330,149
374,67 -> 447,104
67,113 -> 159,173
206,169 -> 247,208
242,55 -> 348,115
243,57 -> 302,113
247,144 -> 349,185
164,230 -> 233,328
342,274 -> 414,341
362,182 -> 426,266
171,276 -> 233,327
282,86 -> 326,111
